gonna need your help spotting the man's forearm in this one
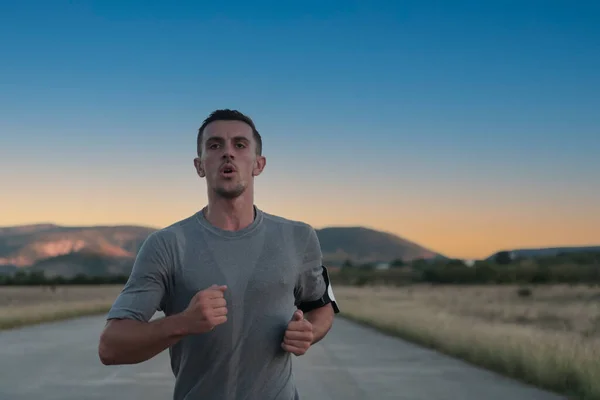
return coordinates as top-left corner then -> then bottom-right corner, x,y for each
98,314 -> 189,365
305,303 -> 334,344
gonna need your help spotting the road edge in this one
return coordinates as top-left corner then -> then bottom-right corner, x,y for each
337,312 -> 577,400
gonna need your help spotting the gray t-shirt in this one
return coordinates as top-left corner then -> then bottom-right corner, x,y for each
106,206 -> 339,400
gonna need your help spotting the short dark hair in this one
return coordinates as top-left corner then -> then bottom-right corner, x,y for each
196,109 -> 262,156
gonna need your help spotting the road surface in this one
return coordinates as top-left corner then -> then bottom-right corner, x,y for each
0,314 -> 565,399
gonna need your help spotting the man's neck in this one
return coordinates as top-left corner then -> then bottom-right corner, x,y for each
203,196 -> 256,231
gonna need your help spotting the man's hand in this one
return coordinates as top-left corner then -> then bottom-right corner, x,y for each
281,309 -> 314,356
180,284 -> 228,335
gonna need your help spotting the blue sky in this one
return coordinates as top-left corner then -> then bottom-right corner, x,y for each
1,1 -> 599,258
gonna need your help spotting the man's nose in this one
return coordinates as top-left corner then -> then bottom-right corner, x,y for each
221,145 -> 234,159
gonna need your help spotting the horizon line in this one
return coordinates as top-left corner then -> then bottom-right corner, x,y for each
2,221 -> 599,261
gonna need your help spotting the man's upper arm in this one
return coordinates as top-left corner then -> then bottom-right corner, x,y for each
106,231 -> 172,322
294,226 -> 340,314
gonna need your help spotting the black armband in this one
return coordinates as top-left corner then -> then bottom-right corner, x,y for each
297,265 -> 340,314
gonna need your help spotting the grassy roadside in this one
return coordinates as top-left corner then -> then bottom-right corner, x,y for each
0,301 -> 114,330
335,285 -> 600,400
0,285 -> 122,331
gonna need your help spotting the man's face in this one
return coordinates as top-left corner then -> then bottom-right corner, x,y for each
194,120 -> 266,199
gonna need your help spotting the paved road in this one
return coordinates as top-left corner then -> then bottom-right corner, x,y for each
0,314 -> 565,400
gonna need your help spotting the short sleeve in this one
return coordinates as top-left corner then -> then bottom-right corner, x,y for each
294,226 -> 340,314
106,231 -> 172,322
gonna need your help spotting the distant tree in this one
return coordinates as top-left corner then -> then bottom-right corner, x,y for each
360,263 -> 375,270
342,259 -> 354,268
446,259 -> 466,267
71,273 -> 89,284
474,261 -> 498,283
494,251 -> 512,265
390,258 -> 405,268
27,271 -> 46,285
531,267 -> 551,284
569,251 -> 600,265
411,258 -> 429,270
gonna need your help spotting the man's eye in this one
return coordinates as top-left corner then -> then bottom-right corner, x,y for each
209,143 -> 219,149
236,143 -> 246,148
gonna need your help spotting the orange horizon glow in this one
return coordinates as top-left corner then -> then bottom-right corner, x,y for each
3,174 -> 598,260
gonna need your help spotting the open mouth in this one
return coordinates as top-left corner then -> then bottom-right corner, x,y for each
221,164 -> 236,176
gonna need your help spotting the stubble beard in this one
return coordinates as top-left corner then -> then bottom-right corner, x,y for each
214,181 -> 246,199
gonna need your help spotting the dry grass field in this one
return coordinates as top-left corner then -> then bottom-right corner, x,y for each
335,284 -> 600,400
0,285 -> 123,330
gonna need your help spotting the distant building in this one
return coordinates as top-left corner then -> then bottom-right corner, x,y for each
375,262 -> 390,270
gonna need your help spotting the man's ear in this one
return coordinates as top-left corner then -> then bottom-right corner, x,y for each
252,155 -> 266,177
194,158 -> 205,178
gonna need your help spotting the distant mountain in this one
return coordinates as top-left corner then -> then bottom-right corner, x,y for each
317,226 -> 442,265
0,223 -> 61,236
487,246 -> 600,261
0,223 -> 156,268
28,251 -> 135,278
0,222 -> 444,276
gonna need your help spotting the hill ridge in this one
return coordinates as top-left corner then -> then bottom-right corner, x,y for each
487,245 -> 600,260
0,222 -> 444,275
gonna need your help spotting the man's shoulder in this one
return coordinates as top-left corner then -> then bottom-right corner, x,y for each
161,213 -> 199,234
261,210 -> 315,231
143,213 -> 199,247
259,210 -> 320,250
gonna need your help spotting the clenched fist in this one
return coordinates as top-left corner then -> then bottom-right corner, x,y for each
181,284 -> 228,335
281,309 -> 314,356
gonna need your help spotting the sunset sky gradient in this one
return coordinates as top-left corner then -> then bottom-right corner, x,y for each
1,1 -> 599,259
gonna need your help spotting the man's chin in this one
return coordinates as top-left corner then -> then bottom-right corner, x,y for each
214,184 -> 246,199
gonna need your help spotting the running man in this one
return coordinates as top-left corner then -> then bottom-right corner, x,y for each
98,109 -> 340,400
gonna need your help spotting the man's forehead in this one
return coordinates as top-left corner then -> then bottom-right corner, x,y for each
204,120 -> 253,139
